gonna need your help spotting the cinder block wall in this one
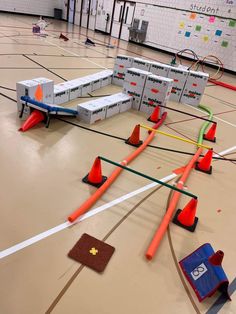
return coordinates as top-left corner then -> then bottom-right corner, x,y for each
0,0 -> 68,18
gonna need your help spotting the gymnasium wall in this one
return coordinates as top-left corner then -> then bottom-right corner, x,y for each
0,0 -> 68,19
131,0 -> 236,71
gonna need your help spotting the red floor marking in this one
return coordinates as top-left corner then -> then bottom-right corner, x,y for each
165,125 -> 195,142
165,109 -> 236,126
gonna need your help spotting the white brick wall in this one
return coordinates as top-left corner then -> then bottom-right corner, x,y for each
0,0 -> 68,18
133,0 -> 235,18
132,1 -> 236,71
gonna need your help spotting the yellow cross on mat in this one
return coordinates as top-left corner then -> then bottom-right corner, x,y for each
89,247 -> 98,255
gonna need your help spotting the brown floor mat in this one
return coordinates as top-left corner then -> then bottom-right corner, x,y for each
68,233 -> 115,273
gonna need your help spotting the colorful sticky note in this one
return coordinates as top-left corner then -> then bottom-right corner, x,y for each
215,30 -> 222,36
190,13 -> 197,20
229,20 -> 236,27
185,31 -> 191,37
209,16 -> 215,23
221,41 -> 229,47
195,25 -> 201,31
203,35 -> 209,42
179,21 -> 185,29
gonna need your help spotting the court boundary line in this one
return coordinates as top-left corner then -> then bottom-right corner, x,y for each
0,174 -> 177,260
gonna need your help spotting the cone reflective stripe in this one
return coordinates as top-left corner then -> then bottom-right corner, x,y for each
195,149 -> 213,174
209,250 -> 224,266
82,157 -> 107,188
177,198 -> 198,226
19,110 -> 45,132
148,106 -> 160,123
204,123 -> 217,142
125,124 -> 143,147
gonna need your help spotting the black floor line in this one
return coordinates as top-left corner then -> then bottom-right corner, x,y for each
0,85 -> 16,92
0,67 -> 41,70
0,42 -> 53,47
206,277 -> 236,314
0,67 -> 113,70
25,54 -> 113,59
57,118 -> 235,162
22,54 -> 67,81
205,93 -> 236,106
0,92 -> 17,102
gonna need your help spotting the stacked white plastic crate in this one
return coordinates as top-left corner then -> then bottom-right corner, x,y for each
180,71 -> 209,106
77,93 -> 133,124
140,75 -> 173,116
112,55 -> 209,107
54,70 -> 113,105
167,67 -> 189,102
112,55 -> 134,86
16,77 -> 54,119
123,68 -> 151,110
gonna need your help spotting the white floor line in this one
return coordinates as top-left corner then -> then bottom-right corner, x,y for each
1,146 -> 235,260
186,104 -> 236,128
0,174 -> 177,260
212,116 -> 236,128
45,38 -> 107,70
213,146 -> 236,157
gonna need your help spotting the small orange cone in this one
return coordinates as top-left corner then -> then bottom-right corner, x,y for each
204,123 -> 217,142
35,84 -> 43,102
19,109 -> 45,132
125,124 -> 143,147
82,157 -> 107,188
195,149 -> 213,174
209,250 -> 224,266
148,106 -> 160,123
173,198 -> 198,232
59,33 -> 69,41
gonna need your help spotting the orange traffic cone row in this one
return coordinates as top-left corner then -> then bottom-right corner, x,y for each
59,33 -> 69,41
195,149 -> 213,174
19,109 -> 45,132
172,198 -> 199,232
148,106 -> 160,123
125,124 -> 143,147
82,157 -> 107,188
209,250 -> 224,266
203,122 -> 217,142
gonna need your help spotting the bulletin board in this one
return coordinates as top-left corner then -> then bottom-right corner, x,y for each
133,1 -> 236,71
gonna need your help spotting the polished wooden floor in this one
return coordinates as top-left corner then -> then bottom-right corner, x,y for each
0,13 -> 235,314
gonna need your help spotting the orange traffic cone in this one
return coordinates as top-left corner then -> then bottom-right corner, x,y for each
82,157 -> 107,188
125,124 -> 143,147
148,106 -> 160,123
59,33 -> 69,41
172,198 -> 199,232
204,123 -> 217,142
195,149 -> 213,174
209,250 -> 224,266
19,109 -> 45,132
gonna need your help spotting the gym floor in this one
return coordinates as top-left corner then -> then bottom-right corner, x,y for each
0,13 -> 235,314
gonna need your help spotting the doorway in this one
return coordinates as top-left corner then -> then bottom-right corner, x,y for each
81,0 -> 98,30
111,1 -> 135,40
88,0 -> 98,30
74,0 -> 82,26
68,0 -> 76,24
